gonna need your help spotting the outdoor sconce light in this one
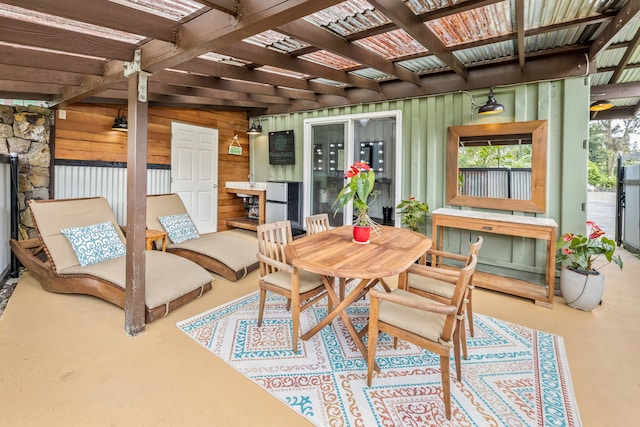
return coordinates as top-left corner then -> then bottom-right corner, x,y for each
589,100 -> 613,112
111,109 -> 128,132
247,120 -> 262,135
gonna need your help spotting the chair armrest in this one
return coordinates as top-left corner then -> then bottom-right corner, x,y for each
257,252 -> 294,273
369,289 -> 456,315
426,249 -> 468,263
407,264 -> 459,284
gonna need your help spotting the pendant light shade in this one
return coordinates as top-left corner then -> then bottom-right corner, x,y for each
247,120 -> 262,135
478,88 -> 505,115
111,109 -> 128,132
589,100 -> 613,112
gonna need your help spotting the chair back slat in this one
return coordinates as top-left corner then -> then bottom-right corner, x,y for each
440,254 -> 477,341
257,220 -> 293,275
305,213 -> 330,236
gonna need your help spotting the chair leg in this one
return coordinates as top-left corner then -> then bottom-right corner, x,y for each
453,324 -> 462,381
440,355 -> 452,420
460,318 -> 468,360
291,293 -> 301,354
257,288 -> 267,327
467,288 -> 475,337
339,277 -> 346,301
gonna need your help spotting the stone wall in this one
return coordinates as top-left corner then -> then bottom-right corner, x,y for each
0,105 -> 52,240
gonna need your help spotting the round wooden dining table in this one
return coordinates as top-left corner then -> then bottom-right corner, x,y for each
285,225 -> 432,361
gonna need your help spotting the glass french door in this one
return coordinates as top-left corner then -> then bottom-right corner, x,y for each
309,122 -> 348,227
304,111 -> 401,228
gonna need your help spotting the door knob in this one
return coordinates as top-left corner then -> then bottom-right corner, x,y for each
212,183 -> 218,189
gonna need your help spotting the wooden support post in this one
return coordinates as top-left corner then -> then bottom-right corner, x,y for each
124,64 -> 149,336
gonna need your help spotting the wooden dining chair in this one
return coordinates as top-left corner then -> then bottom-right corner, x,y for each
256,220 -> 327,353
367,254 -> 477,420
305,213 -> 352,301
404,236 -> 483,359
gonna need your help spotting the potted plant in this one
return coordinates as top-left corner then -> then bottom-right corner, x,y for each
396,197 -> 429,233
556,220 -> 623,311
333,161 -> 381,243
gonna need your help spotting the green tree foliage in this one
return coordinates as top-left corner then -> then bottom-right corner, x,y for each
458,144 -> 532,168
588,118 -> 640,188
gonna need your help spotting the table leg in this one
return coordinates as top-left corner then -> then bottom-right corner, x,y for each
301,276 -> 365,340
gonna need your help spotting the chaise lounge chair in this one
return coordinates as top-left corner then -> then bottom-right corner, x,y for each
10,197 -> 213,322
146,193 -> 259,281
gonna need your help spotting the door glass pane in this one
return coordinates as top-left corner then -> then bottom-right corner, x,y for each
354,117 -> 396,226
311,123 -> 347,227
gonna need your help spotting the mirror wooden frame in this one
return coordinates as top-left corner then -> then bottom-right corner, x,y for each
446,120 -> 548,213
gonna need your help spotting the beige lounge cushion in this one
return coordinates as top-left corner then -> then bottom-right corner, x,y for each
147,194 -> 259,273
60,250 -> 212,309
30,197 -> 127,272
408,274 -> 455,299
378,289 -> 447,342
168,232 -> 257,272
262,269 -> 323,294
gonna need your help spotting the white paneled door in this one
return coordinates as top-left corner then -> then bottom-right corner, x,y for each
170,122 -> 218,233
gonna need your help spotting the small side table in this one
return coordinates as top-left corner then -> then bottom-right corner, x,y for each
145,229 -> 168,251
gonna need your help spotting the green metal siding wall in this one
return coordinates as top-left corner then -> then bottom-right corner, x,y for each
250,77 -> 590,284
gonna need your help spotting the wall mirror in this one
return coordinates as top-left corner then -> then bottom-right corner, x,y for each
446,120 -> 548,213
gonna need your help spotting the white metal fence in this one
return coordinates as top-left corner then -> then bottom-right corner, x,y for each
54,165 -> 171,225
0,157 -> 10,277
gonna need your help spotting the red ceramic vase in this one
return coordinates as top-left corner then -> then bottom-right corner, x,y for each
353,225 -> 371,243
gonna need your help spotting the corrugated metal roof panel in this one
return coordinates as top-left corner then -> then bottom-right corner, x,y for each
309,77 -> 349,87
112,0 -> 204,21
454,41 -> 515,65
590,71 -> 615,86
608,15 -> 640,43
404,0 -> 467,15
426,2 -> 513,47
305,0 -> 388,37
596,48 -> 627,69
526,0 -> 604,29
618,68 -> 640,84
526,28 -> 587,52
396,55 -> 447,73
611,96 -> 640,107
299,50 -> 361,70
350,67 -> 391,80
353,29 -> 428,59
244,30 -> 310,54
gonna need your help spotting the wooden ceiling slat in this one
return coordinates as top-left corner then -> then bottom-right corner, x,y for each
176,59 -> 346,97
215,42 -> 380,92
0,0 -> 177,42
0,16 -> 135,61
589,0 -> 640,59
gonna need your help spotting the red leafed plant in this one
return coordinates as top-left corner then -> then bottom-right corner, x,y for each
556,221 -> 623,272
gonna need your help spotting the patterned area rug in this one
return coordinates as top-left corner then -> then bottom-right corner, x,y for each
177,288 -> 581,427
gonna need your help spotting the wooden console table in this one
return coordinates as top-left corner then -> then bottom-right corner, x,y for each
431,208 -> 557,307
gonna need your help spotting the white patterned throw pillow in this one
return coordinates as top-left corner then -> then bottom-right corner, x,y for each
158,213 -> 200,244
60,221 -> 127,267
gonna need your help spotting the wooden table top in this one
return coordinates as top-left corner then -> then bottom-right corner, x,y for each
286,225 -> 432,279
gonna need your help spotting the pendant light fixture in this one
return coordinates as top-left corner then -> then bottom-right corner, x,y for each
477,87 -> 505,115
111,109 -> 128,132
589,100 -> 613,112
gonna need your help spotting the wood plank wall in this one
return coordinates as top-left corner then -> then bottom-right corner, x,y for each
54,104 -> 250,231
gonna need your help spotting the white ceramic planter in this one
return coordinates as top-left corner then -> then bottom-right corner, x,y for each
559,267 -> 605,311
